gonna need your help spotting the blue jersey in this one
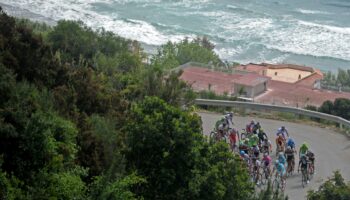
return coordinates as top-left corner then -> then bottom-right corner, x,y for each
278,155 -> 286,165
287,139 -> 295,149
276,163 -> 286,176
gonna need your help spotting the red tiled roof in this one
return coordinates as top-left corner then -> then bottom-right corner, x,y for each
234,73 -> 270,87
295,73 -> 323,88
235,64 -> 266,74
254,80 -> 350,107
180,67 -> 269,95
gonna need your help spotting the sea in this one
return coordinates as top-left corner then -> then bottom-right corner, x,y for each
1,0 -> 350,72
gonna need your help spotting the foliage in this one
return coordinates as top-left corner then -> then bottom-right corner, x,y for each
125,97 -> 254,200
323,69 -> 350,88
152,37 -> 222,69
90,173 -> 146,200
318,98 -> 350,120
0,7 -> 287,200
307,171 -> 350,200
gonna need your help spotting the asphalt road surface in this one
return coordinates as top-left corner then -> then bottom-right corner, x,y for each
199,112 -> 350,200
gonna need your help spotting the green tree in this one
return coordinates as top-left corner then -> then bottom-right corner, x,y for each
333,98 -> 350,120
125,97 -> 253,200
318,100 -> 334,115
307,171 -> 350,200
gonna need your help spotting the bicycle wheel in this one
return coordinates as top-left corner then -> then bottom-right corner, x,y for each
272,178 -> 279,191
261,169 -> 269,185
302,170 -> 306,188
281,179 -> 286,192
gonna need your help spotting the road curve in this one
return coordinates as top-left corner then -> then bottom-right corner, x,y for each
198,112 -> 350,200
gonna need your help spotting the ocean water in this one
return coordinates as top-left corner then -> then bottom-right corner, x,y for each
1,0 -> 350,72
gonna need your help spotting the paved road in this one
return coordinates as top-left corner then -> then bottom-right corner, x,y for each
199,112 -> 350,200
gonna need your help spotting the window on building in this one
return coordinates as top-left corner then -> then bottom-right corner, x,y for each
298,74 -> 301,79
275,72 -> 278,76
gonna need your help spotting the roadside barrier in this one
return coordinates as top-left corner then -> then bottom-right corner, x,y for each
194,99 -> 350,130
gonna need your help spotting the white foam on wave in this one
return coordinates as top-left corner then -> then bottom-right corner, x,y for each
214,9 -> 350,61
298,20 -> 350,35
296,8 -> 330,15
2,0 -> 191,46
226,5 -> 237,9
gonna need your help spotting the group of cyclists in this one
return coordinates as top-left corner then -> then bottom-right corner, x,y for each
211,112 -> 316,190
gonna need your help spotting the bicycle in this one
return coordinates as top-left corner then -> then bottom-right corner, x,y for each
272,173 -> 286,192
275,143 -> 285,157
250,165 -> 262,186
209,130 -> 227,143
308,160 -> 315,180
261,164 -> 271,185
286,158 -> 295,177
299,167 -> 308,188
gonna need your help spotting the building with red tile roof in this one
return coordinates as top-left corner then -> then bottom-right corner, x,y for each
179,66 -> 270,97
235,63 -> 324,87
178,62 -> 350,107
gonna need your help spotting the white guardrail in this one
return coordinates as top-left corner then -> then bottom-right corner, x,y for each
194,99 -> 350,130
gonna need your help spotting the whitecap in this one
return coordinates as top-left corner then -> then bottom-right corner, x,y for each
296,9 -> 330,15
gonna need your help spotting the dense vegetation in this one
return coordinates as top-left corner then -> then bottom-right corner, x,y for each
307,171 -> 350,200
0,8 -> 287,199
306,98 -> 350,120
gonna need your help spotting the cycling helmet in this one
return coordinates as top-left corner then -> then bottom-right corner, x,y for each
240,151 -> 245,156
287,146 -> 291,150
279,152 -> 284,157
229,112 -> 233,117
275,160 -> 279,165
244,138 -> 250,144
251,120 -> 255,124
301,142 -> 308,148
264,153 -> 269,157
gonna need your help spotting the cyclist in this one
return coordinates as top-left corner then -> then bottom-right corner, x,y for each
257,128 -> 268,145
276,135 -> 285,154
250,134 -> 259,147
278,152 -> 287,167
217,122 -> 228,139
240,151 -> 251,167
272,160 -> 286,184
239,139 -> 250,154
224,112 -> 234,128
251,145 -> 260,159
262,138 -> 272,154
276,126 -> 289,140
298,154 -> 309,184
229,128 -> 239,150
246,120 -> 255,134
252,156 -> 262,185
306,150 -> 315,174
253,122 -> 261,134
285,146 -> 295,173
287,137 -> 296,151
262,153 -> 272,176
299,142 -> 309,158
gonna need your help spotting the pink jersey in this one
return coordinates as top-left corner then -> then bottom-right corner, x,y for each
262,156 -> 272,166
